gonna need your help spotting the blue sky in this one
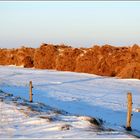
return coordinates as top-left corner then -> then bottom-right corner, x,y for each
0,1 -> 140,48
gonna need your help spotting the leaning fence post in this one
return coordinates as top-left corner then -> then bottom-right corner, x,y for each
29,81 -> 33,102
126,92 -> 132,131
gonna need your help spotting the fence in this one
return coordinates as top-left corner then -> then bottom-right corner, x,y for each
0,81 -> 140,133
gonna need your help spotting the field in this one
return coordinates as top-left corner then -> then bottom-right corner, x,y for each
0,65 -> 140,138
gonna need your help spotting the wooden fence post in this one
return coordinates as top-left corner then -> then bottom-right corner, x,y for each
126,92 -> 132,131
29,81 -> 33,102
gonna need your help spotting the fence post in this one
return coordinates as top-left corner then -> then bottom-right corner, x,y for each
29,81 -> 33,102
126,92 -> 132,131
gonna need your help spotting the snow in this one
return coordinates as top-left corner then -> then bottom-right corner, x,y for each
0,101 -> 95,138
0,65 -> 140,138
83,50 -> 87,53
80,53 -> 84,57
0,92 -> 130,138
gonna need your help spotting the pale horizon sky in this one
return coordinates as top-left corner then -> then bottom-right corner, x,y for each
0,1 -> 140,48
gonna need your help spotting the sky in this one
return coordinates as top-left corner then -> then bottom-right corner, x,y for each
0,1 -> 140,48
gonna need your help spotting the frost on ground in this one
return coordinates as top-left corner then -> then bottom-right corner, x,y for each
0,66 -> 140,138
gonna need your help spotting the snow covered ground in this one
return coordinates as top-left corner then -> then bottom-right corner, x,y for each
0,65 -> 140,138
1,91 -> 119,138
